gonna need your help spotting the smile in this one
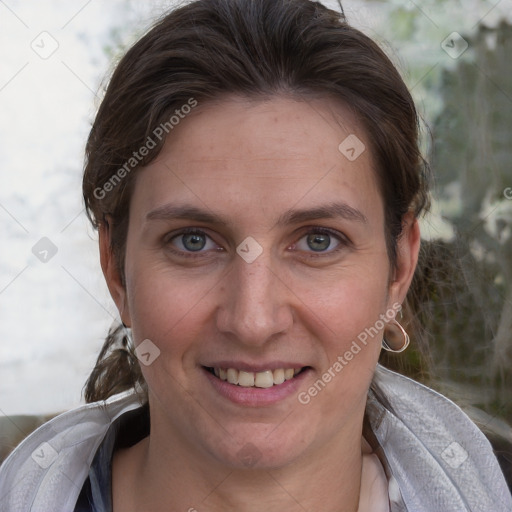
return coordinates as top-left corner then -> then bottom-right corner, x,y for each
204,367 -> 308,388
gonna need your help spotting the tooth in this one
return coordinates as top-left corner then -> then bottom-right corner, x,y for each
238,370 -> 255,387
273,368 -> 285,385
220,367 -> 301,386
255,370 -> 274,388
227,368 -> 239,385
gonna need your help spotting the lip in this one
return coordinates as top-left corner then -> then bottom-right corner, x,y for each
202,366 -> 311,407
202,361 -> 307,373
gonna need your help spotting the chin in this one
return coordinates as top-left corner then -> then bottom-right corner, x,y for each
206,422 -> 312,470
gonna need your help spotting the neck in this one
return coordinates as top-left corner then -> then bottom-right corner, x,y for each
113,406 -> 365,512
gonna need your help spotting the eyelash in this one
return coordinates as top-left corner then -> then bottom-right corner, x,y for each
164,227 -> 350,259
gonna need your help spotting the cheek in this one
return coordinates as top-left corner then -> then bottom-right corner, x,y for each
124,264 -> 216,398
125,257 -> 214,349
131,296 -> 188,345
297,265 -> 389,342
300,273 -> 388,397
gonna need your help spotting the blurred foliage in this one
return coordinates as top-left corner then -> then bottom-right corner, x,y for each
429,20 -> 512,415
377,3 -> 512,424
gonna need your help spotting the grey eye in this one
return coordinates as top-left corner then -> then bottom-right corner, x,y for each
306,232 -> 332,252
181,233 -> 207,251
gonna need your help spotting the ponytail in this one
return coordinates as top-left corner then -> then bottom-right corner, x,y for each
83,323 -> 147,403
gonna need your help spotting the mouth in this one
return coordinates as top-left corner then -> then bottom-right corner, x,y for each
203,366 -> 310,388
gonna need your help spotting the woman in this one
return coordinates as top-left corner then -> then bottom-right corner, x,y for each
0,0 -> 510,510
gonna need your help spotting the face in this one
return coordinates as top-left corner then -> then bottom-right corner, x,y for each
102,95 -> 419,470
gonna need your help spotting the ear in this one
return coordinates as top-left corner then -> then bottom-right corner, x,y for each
99,218 -> 132,327
387,212 -> 421,308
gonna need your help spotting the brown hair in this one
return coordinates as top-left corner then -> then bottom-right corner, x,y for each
83,0 -> 430,403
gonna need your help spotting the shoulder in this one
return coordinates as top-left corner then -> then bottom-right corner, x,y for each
368,364 -> 512,512
0,390 -> 143,512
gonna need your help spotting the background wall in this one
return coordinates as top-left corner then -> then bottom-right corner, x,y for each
0,0 -> 511,438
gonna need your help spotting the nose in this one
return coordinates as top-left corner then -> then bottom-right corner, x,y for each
215,252 -> 293,348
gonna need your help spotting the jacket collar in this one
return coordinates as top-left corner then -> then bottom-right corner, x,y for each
368,364 -> 512,511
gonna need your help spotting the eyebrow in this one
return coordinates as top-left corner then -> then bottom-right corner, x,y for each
145,202 -> 368,226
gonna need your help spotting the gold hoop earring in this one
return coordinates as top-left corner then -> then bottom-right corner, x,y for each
382,319 -> 410,353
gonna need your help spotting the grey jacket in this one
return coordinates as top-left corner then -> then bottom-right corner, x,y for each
0,365 -> 511,511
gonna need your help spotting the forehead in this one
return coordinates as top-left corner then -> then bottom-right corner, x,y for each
130,95 -> 383,229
